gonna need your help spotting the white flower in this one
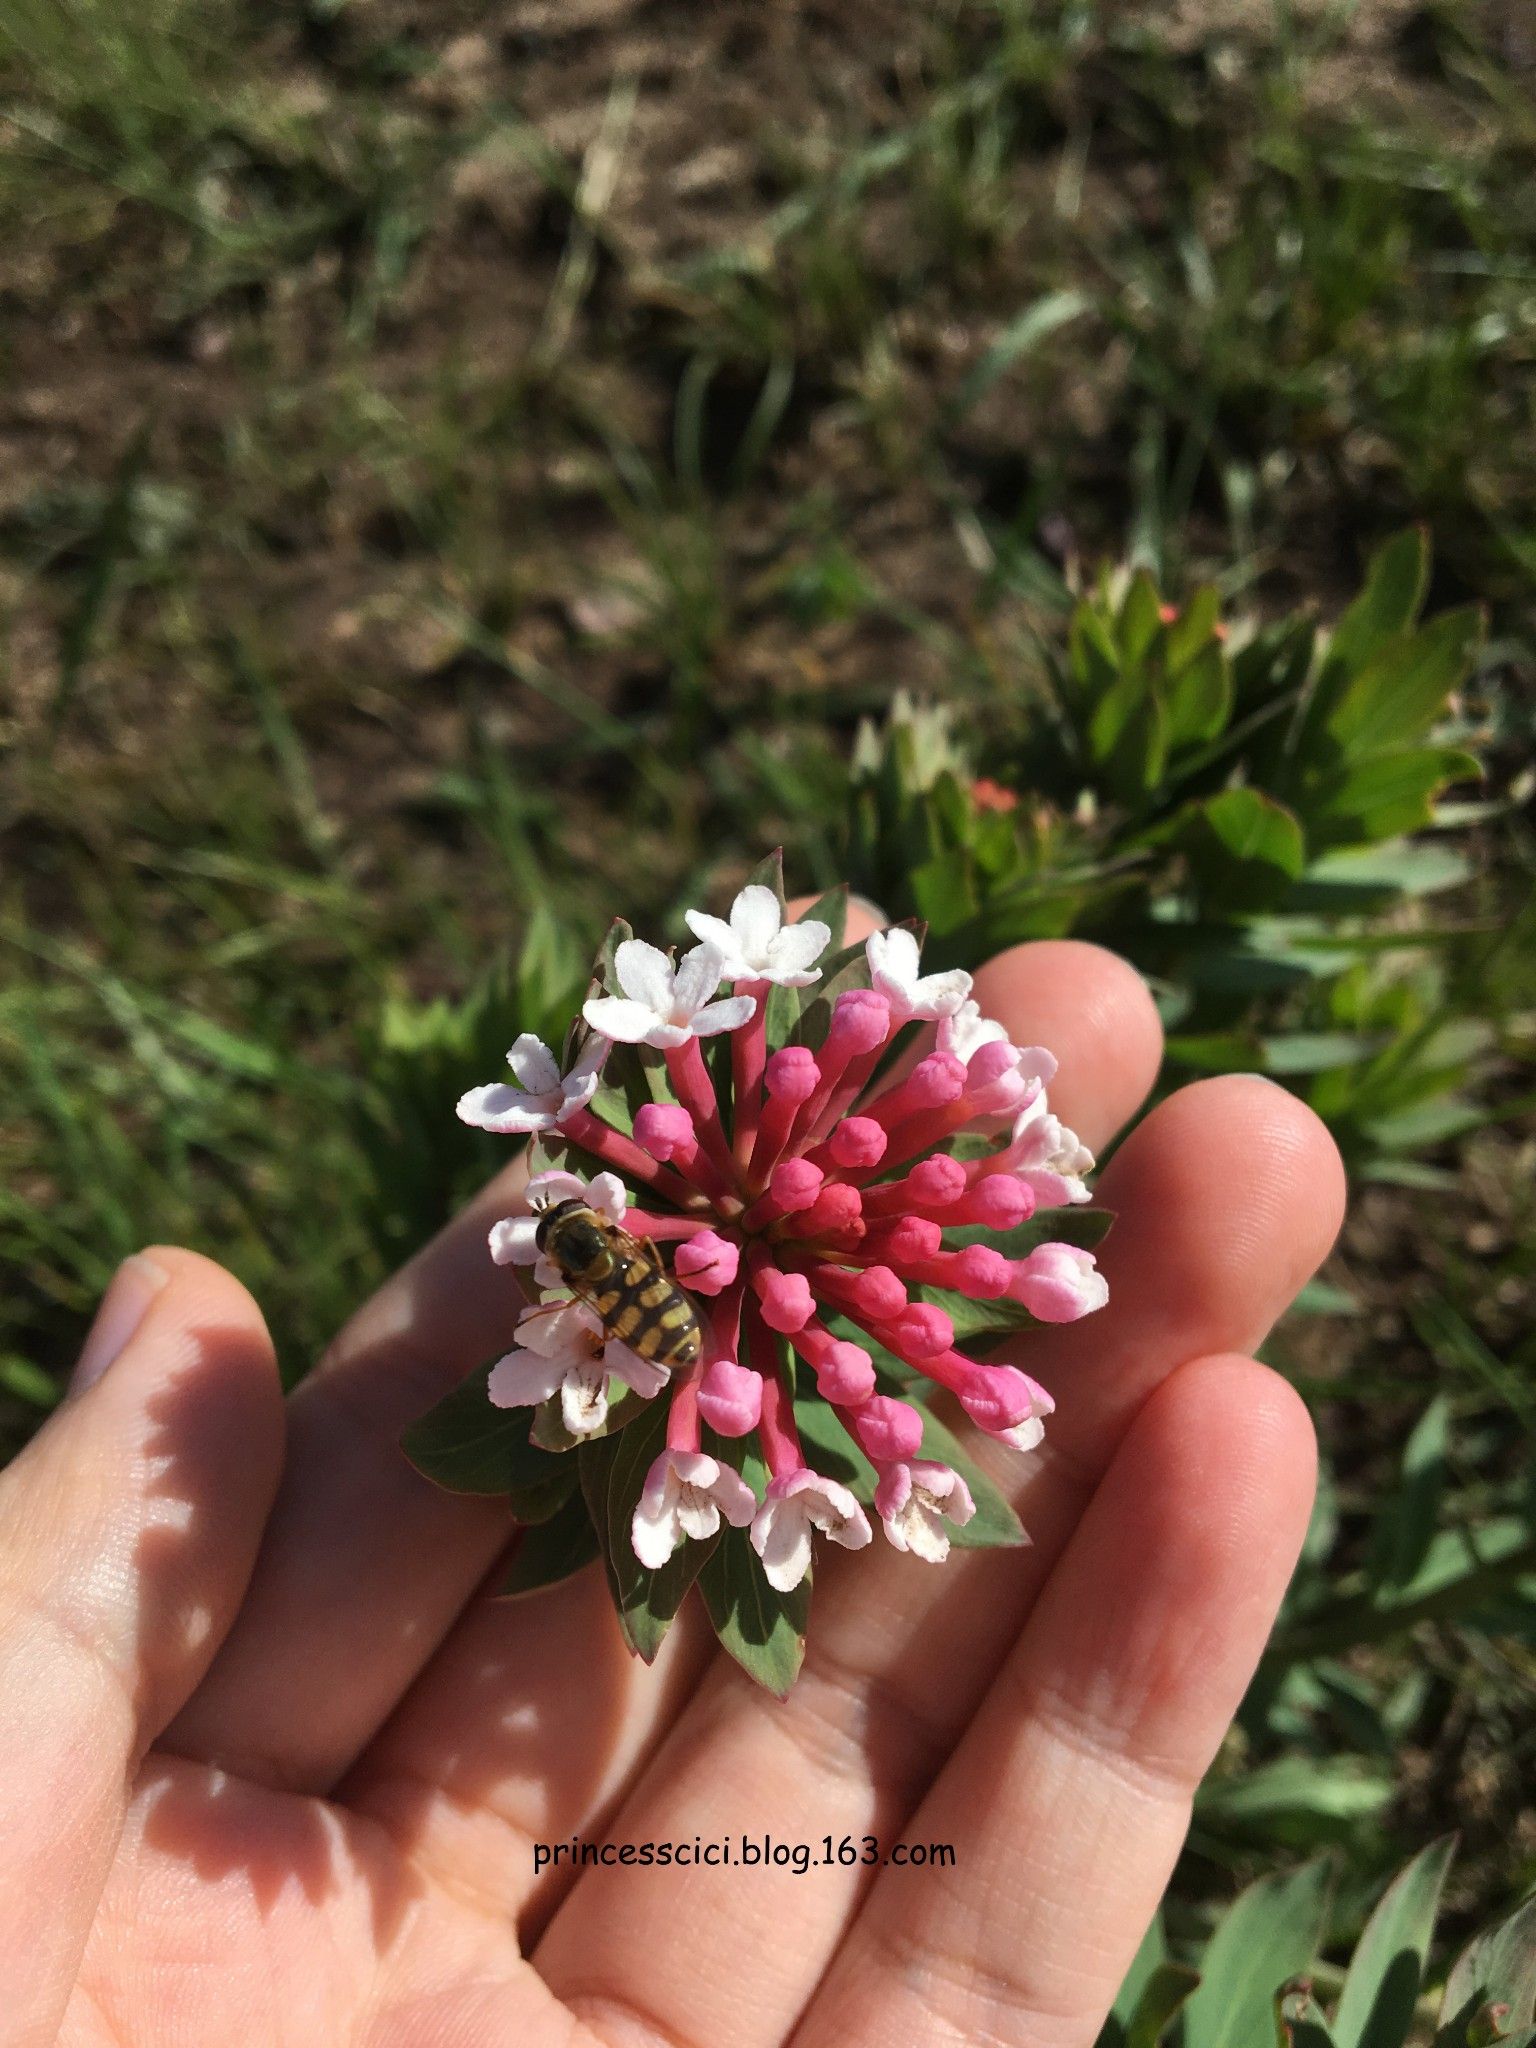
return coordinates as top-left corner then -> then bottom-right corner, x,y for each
582,939 -> 757,1050
487,1169 -> 627,1290
457,1032 -> 607,1135
995,1102 -> 1096,1205
487,1298 -> 668,1437
749,1469 -> 873,1591
937,998 -> 1011,1063
865,928 -> 973,1024
631,1450 -> 757,1568
875,1460 -> 977,1564
684,884 -> 831,988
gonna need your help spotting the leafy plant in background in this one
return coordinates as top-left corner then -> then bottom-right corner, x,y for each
1098,1839 -> 1536,2048
844,529 -> 1505,1182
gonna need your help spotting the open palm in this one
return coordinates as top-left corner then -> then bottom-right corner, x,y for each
1,918 -> 1343,2048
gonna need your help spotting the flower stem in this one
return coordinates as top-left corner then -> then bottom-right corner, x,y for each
664,1039 -> 740,1188
731,978 -> 769,1169
745,1298 -> 802,1479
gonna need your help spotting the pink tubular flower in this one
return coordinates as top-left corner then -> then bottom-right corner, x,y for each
632,1450 -> 757,1568
468,880 -> 1112,1596
876,1461 -> 976,1563
751,1470 -> 872,1590
1010,1242 -> 1109,1322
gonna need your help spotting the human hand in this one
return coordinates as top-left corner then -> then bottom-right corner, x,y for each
0,909 -> 1343,2047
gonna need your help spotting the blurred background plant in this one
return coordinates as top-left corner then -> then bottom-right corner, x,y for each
1,0 -> 1531,2010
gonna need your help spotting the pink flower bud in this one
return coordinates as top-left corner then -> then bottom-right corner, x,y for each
1010,1242 -> 1109,1323
908,1154 -> 967,1207
818,1339 -> 876,1403
958,1363 -> 1049,1432
798,1181 -> 863,1238
633,1101 -> 695,1162
847,1394 -> 924,1462
697,1358 -> 763,1436
890,1303 -> 953,1360
966,1175 -> 1034,1228
769,1158 -> 824,1213
968,1040 -> 1019,1087
827,1116 -> 887,1168
903,1052 -> 968,1110
950,1244 -> 1013,1297
878,1216 -> 942,1265
827,987 -> 892,1053
764,1045 -> 821,1103
753,1264 -> 814,1333
672,1229 -> 740,1296
850,1264 -> 907,1318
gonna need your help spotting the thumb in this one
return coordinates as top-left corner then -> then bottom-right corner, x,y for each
0,1247 -> 284,2044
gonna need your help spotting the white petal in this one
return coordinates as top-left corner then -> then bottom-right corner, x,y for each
506,1033 -> 562,1094
753,1502 -> 814,1591
867,926 -> 920,993
585,1171 -> 629,1223
488,1216 -> 539,1265
904,1504 -> 952,1565
683,909 -> 740,960
567,1033 -> 611,1082
631,1495 -> 682,1569
559,1362 -> 610,1436
512,1300 -> 595,1360
605,1342 -> 670,1399
689,994 -> 758,1037
675,1491 -> 723,1541
582,996 -> 671,1044
768,919 -> 830,978
487,1347 -> 565,1408
671,941 -> 726,1018
526,1168 -> 587,1205
909,967 -> 974,1019
613,938 -> 675,1014
456,1082 -> 553,1133
730,884 -> 783,961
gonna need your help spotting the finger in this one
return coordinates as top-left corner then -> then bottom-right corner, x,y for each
163,1157 -> 527,1787
170,892 -> 886,1799
0,1248 -> 282,2046
794,1355 -> 1317,2048
340,891 -> 890,1921
524,945 -> 1159,2028
532,1076 -> 1340,2048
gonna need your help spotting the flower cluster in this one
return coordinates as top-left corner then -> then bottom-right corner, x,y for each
458,881 -> 1107,1595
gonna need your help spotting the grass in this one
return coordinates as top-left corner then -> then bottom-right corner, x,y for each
0,0 -> 1532,1983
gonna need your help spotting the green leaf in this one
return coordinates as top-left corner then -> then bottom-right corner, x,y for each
402,1361 -> 565,1499
1440,1891 -> 1536,2035
1333,1836 -> 1457,2048
792,931 -> 879,1050
946,288 -> 1090,420
1277,1984 -> 1339,2047
1318,528 -> 1429,693
1322,608 -> 1483,756
1366,1396 -> 1450,1600
1101,1913 -> 1171,2047
498,1490 -> 601,1597
945,1206 -> 1116,1261
1302,746 -> 1482,847
580,1397 -> 717,1662
1182,1859 -> 1333,2048
1179,788 -> 1305,912
1123,1964 -> 1202,2047
1164,642 -> 1233,751
742,847 -> 788,911
1196,1755 -> 1392,1847
698,1521 -> 810,1696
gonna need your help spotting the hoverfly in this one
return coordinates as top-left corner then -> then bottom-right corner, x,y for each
532,1196 -> 703,1369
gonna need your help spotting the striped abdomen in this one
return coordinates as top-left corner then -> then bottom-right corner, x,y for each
587,1247 -> 703,1367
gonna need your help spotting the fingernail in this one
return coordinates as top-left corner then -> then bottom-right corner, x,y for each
71,1255 -> 169,1394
